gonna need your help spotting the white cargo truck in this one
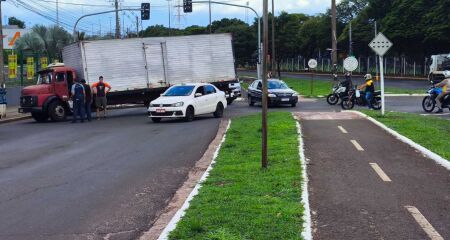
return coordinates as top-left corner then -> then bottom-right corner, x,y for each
428,54 -> 450,82
62,33 -> 240,106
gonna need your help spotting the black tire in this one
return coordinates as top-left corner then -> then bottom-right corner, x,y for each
213,103 -> 224,118
184,106 -> 195,122
151,117 -> 161,123
291,102 -> 297,107
372,97 -> 382,110
144,100 -> 150,108
32,112 -> 48,122
227,99 -> 234,105
422,96 -> 435,113
248,96 -> 255,106
341,97 -> 355,110
48,100 -> 67,122
326,94 -> 339,105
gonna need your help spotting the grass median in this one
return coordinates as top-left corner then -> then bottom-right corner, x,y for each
362,110 -> 450,161
169,112 -> 304,239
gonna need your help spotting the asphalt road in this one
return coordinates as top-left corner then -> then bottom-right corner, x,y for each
0,109 -> 221,240
299,112 -> 449,239
238,70 -> 430,90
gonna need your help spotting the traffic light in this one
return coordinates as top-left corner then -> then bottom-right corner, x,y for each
141,3 -> 150,20
183,0 -> 192,13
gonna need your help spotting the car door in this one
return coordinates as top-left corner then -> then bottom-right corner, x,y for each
193,86 -> 207,115
204,85 -> 218,113
54,71 -> 70,101
251,81 -> 263,102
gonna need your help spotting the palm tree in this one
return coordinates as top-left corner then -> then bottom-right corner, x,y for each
14,32 -> 44,54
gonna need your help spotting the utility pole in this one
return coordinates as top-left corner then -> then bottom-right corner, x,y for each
167,0 -> 172,36
349,21 -> 352,56
208,0 -> 212,33
0,1 -> 4,86
374,21 -> 379,79
331,0 -> 337,65
262,0 -> 269,169
99,20 -> 102,36
109,17 -> 112,36
136,16 -> 139,37
271,0 -> 276,77
115,0 -> 121,38
56,0 -> 59,27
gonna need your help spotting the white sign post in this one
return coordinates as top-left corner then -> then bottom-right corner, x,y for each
369,32 -> 393,116
308,59 -> 318,96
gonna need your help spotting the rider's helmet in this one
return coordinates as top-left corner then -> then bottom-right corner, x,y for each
364,73 -> 373,81
444,70 -> 450,78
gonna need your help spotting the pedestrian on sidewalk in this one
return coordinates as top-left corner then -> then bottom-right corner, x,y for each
358,73 -> 375,110
434,71 -> 450,113
71,79 -> 86,123
81,79 -> 93,121
92,76 -> 111,120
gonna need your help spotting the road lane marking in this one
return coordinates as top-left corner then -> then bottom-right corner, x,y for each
351,140 -> 364,151
338,126 -> 348,133
369,163 -> 392,182
405,206 -> 444,240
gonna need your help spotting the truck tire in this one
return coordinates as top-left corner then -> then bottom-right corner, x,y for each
185,106 -> 195,122
48,100 -> 67,122
32,112 -> 48,122
213,103 -> 224,118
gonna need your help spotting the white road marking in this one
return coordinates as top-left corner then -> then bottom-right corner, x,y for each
338,126 -> 348,134
351,140 -> 364,151
369,163 -> 392,182
405,206 -> 444,240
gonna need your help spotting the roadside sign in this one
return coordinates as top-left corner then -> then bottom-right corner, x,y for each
369,32 -> 393,57
41,57 -> 48,69
343,56 -> 358,72
27,57 -> 34,80
308,59 -> 318,69
8,55 -> 17,79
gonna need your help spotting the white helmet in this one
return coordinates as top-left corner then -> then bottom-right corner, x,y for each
444,70 -> 450,78
364,74 -> 373,80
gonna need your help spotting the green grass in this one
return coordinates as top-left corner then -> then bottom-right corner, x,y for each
169,112 -> 304,239
362,111 -> 450,161
240,81 -> 249,91
282,77 -> 332,97
383,87 -> 424,95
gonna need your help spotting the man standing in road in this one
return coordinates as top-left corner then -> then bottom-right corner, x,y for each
358,74 -> 375,110
92,76 -> 111,120
81,79 -> 93,121
71,79 -> 86,123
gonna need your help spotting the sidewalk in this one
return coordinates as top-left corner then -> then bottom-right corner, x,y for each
295,112 -> 448,240
0,106 -> 31,123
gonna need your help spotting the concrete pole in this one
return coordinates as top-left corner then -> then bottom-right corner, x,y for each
167,0 -> 172,36
208,0 -> 212,33
262,0 -> 269,169
0,1 -> 4,85
56,0 -> 60,27
331,0 -> 337,65
349,21 -> 352,56
380,55 -> 385,116
271,0 -> 276,76
115,0 -> 121,38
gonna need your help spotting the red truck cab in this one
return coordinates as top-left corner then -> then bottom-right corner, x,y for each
19,63 -> 76,122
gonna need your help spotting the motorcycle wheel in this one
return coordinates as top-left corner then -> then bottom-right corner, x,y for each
326,94 -> 339,105
422,96 -> 435,113
372,97 -> 382,110
341,97 -> 355,110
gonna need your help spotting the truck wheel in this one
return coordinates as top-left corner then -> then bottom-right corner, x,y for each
213,103 -> 224,118
185,106 -> 195,122
48,100 -> 67,122
32,112 -> 48,122
151,117 -> 161,123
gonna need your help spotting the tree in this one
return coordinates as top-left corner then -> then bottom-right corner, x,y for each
336,0 -> 369,23
8,17 -> 26,29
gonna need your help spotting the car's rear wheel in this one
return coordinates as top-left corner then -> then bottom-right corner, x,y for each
291,102 -> 297,107
151,117 -> 161,123
32,112 -> 48,122
213,103 -> 224,118
185,106 -> 195,122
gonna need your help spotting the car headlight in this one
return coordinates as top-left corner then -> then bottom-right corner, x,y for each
293,92 -> 299,97
268,93 -> 277,98
172,102 -> 184,107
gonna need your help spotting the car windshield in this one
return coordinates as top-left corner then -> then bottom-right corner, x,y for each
37,72 -> 52,84
163,86 -> 195,96
268,81 -> 289,90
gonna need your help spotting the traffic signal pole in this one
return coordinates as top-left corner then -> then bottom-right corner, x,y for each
0,1 -> 4,86
262,0 -> 269,168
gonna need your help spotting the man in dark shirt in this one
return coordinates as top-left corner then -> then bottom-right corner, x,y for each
71,79 -> 85,123
81,79 -> 93,121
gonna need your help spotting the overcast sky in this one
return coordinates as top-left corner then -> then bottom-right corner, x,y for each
3,0 -> 335,34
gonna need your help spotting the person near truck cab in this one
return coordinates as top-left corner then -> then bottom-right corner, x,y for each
81,79 -> 93,121
71,79 -> 86,123
92,76 -> 111,120
434,76 -> 450,113
358,74 -> 375,110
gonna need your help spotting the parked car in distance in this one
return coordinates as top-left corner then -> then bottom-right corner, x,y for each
148,83 -> 227,122
247,79 -> 299,107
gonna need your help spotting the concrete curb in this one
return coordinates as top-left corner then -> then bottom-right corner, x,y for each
139,119 -> 231,240
0,115 -> 31,124
293,114 -> 313,240
348,111 -> 450,171
385,94 -> 427,97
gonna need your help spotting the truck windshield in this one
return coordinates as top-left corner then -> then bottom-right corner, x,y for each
37,72 -> 53,84
163,86 -> 195,96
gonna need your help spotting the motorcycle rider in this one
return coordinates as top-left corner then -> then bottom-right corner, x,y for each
358,74 -> 375,109
435,71 -> 450,113
342,72 -> 353,93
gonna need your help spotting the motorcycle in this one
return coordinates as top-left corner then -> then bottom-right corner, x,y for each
326,83 -> 347,105
341,88 -> 382,110
422,85 -> 450,112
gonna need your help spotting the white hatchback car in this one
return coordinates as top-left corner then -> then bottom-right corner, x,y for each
148,83 -> 228,122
